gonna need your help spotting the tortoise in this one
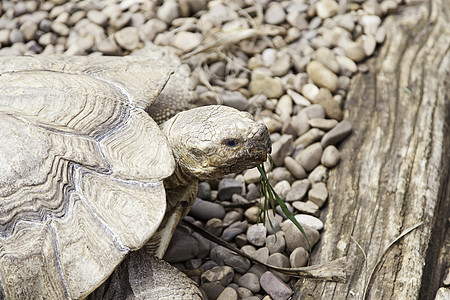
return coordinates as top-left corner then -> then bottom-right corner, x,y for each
0,54 -> 270,299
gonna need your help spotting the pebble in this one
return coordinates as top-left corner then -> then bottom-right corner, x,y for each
274,180 -> 291,200
302,104 -> 326,120
217,286 -> 238,300
264,2 -> 286,25
163,228 -> 199,263
266,232 -> 286,254
321,120 -> 353,148
201,282 -> 225,300
221,220 -> 248,242
238,273 -> 261,293
360,15 -> 382,36
267,253 -> 291,281
173,31 -> 202,52
336,55 -> 358,75
308,182 -> 328,207
224,77 -> 249,91
114,27 -> 140,51
157,0 -> 179,24
87,10 -> 108,27
344,41 -> 367,62
312,88 -> 343,120
301,83 -> 320,101
362,34 -> 377,56
252,247 -> 270,264
210,245 -> 251,273
284,223 -> 320,252
19,21 -> 37,41
295,142 -> 323,172
223,210 -> 242,227
189,198 -> 226,221
286,179 -> 310,202
275,95 -> 293,118
249,73 -> 284,98
8,28 -> 24,44
284,156 -> 307,180
309,118 -> 338,130
287,89 -> 311,106
314,46 -> 340,73
290,247 -> 309,268
315,0 -> 339,19
287,113 -> 310,137
218,178 -> 243,201
201,265 -> 234,286
237,287 -> 253,299
247,224 -> 267,247
263,213 -> 283,235
295,214 -> 324,231
260,271 -> 293,300
270,134 -> 294,166
308,165 -> 328,183
306,61 -> 339,92
295,128 -> 325,148
321,145 -> 341,168
292,201 -> 320,217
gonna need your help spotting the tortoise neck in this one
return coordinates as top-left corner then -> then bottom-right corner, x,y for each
164,164 -> 196,188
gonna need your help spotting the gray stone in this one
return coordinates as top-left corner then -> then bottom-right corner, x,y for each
288,113 -> 310,136
0,29 -> 11,46
316,0 -> 339,19
267,253 -> 290,281
87,10 -> 109,27
266,231 -> 286,254
210,245 -> 251,273
260,271 -> 293,300
38,32 -> 56,46
223,210 -> 242,227
275,202 -> 294,219
221,90 -> 248,111
95,36 -> 122,55
301,83 -> 320,100
237,287 -> 253,299
301,104 -> 326,119
138,19 -> 167,42
295,128 -> 325,148
263,212 -> 283,235
201,265 -> 234,286
164,228 -> 199,263
284,223 -> 320,252
336,55 -> 358,75
8,28 -> 24,44
244,206 -> 260,223
295,214 -> 324,231
221,221 -> 248,242
200,282 -> 225,300
270,167 -> 295,184
191,232 -> 210,259
50,22 -> 69,36
273,180 -> 291,200
308,182 -> 328,208
306,61 -> 339,92
314,47 -> 340,73
197,181 -> 211,201
295,142 -> 323,172
247,224 -> 267,247
224,77 -> 249,91
344,41 -> 366,62
218,178 -> 243,201
321,120 -> 352,147
243,167 -> 262,184
238,273 -> 261,293
252,247 -> 270,264
19,21 -> 37,41
287,89 -> 311,106
292,201 -> 320,217
189,198 -> 226,221
284,156 -> 307,180
271,55 -> 291,77
271,134 -> 294,167
249,73 -> 284,98
275,95 -> 293,118
321,145 -> 341,167
217,286 -> 238,300
290,247 -> 309,268
286,179 -> 310,202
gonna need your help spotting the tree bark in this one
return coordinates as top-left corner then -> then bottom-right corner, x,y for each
292,0 -> 450,299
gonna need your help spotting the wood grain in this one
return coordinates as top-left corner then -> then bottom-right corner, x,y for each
292,0 -> 450,299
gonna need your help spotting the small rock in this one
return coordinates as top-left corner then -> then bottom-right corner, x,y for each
312,88 -> 343,120
308,182 -> 328,207
50,22 -> 69,36
225,77 -> 249,91
164,229 -> 199,263
248,264 -> 268,279
223,210 -> 242,227
157,0 -> 179,24
321,145 -> 341,167
38,32 -> 56,46
217,286 -> 238,300
238,273 -> 261,293
314,47 -> 340,73
301,104 -> 326,120
201,265 -> 234,286
309,118 -> 338,130
218,178 -> 243,201
284,223 -> 320,252
270,55 -> 291,77
244,206 -> 260,223
301,83 -> 320,101
221,221 -> 248,242
263,212 -> 283,235
201,282 -> 225,300
8,28 -> 24,44
95,37 -> 121,55
321,120 -> 352,147
288,113 -> 310,137
247,224 -> 267,247
249,73 -> 284,98
210,245 -> 251,273
344,41 -> 366,62
260,271 -> 293,300
266,232 -> 286,254
237,287 -> 254,299
138,19 -> 167,42
19,21 -> 37,41
191,232 -> 210,259
295,128 -> 325,148
306,61 -> 339,92
295,214 -> 324,231
360,15 -> 382,36
114,27 -> 140,51
221,90 -> 248,111
264,2 -> 286,25
316,0 -> 339,19
286,179 -> 310,202
275,95 -> 293,118
284,156 -> 307,180
243,167 -> 262,184
290,247 -> 309,268
267,253 -> 290,281
274,180 -> 291,200
287,89 -> 311,106
0,29 -> 11,46
87,10 -> 109,27
308,165 -> 328,183
173,31 -> 202,52
189,198 -> 226,221
270,167 -> 295,185
336,55 -> 358,75
434,288 -> 450,300
292,201 -> 320,217
295,142 -> 323,172
362,34 -> 377,56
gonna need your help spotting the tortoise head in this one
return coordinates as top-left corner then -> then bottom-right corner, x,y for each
160,105 -> 271,183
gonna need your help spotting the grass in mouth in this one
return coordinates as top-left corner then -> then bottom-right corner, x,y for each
257,158 -> 312,253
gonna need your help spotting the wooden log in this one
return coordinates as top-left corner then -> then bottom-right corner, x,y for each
292,0 -> 450,299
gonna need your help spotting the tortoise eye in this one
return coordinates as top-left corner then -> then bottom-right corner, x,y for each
223,139 -> 239,147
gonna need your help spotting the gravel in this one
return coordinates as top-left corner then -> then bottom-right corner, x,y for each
0,0 -> 406,298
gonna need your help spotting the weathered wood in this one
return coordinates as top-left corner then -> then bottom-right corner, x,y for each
292,0 -> 450,299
